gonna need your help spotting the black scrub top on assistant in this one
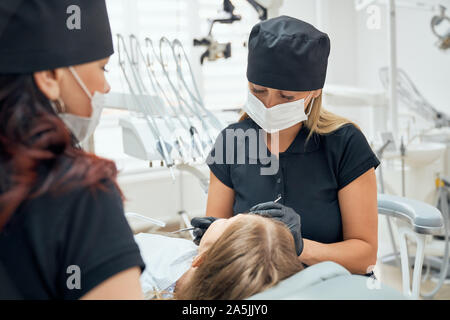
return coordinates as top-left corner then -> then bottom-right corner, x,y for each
0,171 -> 145,299
207,118 -> 380,245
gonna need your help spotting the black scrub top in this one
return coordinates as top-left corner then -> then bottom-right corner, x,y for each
0,171 -> 145,299
207,118 -> 380,245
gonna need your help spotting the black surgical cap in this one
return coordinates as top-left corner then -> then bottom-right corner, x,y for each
247,15 -> 331,92
0,0 -> 113,74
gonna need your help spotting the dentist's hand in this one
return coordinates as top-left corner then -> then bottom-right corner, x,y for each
191,216 -> 218,246
249,202 -> 303,256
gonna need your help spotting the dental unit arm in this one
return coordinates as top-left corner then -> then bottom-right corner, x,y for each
379,67 -> 450,129
117,34 -> 221,162
431,5 -> 450,51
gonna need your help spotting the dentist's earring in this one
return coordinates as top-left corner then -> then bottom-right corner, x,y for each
50,98 -> 66,114
56,97 -> 67,113
58,98 -> 67,113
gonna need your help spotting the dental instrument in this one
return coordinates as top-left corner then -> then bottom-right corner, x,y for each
144,38 -> 202,161
125,212 -> 167,228
159,37 -> 217,148
127,36 -> 177,178
147,38 -> 208,160
117,34 -> 176,177
129,35 -> 191,164
171,39 -> 225,133
168,226 -> 196,234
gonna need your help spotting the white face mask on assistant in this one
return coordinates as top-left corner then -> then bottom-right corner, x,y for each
244,89 -> 315,133
58,67 -> 106,144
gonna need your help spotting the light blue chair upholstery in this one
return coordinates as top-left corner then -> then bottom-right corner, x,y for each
377,194 -> 444,298
378,194 -> 443,234
248,194 -> 444,300
247,261 -> 406,300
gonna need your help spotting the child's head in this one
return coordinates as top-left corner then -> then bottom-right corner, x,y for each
175,214 -> 304,300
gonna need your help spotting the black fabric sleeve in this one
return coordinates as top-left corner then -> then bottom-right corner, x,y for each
57,180 -> 145,300
335,125 -> 380,190
206,128 -> 234,189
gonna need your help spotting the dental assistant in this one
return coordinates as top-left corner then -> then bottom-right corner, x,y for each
0,1 -> 144,299
206,16 -> 380,275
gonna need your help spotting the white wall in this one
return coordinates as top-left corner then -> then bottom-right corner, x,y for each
356,0 -> 450,114
279,0 -> 449,114
118,166 -> 209,224
279,0 -> 359,86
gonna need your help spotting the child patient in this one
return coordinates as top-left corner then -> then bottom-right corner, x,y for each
136,213 -> 303,300
175,213 -> 304,299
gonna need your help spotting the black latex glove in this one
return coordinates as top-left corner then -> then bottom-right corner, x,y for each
249,202 -> 303,256
191,216 -> 218,245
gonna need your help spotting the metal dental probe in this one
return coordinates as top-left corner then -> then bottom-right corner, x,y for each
168,226 -> 196,234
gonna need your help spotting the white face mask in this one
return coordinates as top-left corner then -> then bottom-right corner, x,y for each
58,67 -> 105,144
243,90 -> 314,133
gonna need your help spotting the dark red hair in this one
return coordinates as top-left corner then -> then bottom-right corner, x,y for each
0,74 -> 123,230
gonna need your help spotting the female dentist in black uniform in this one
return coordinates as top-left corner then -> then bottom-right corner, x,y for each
0,1 -> 145,299
204,16 -> 380,275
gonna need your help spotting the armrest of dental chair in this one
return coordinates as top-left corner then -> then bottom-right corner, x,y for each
247,261 -> 405,300
378,194 -> 443,234
377,194 -> 444,299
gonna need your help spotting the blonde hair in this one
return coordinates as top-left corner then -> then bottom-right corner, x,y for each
175,215 -> 304,300
240,93 -> 359,140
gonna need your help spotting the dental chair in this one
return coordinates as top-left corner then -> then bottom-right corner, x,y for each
378,193 -> 445,299
247,261 -> 405,300
248,194 -> 443,300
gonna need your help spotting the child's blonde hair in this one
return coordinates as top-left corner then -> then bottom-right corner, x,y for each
175,215 -> 304,300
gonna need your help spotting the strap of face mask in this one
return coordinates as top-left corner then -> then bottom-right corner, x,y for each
306,93 -> 315,117
69,66 -> 93,100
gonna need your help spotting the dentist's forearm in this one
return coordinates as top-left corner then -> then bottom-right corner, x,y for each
299,238 -> 377,275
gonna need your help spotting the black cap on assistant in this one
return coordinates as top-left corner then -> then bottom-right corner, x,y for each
0,0 -> 113,74
247,15 -> 330,91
